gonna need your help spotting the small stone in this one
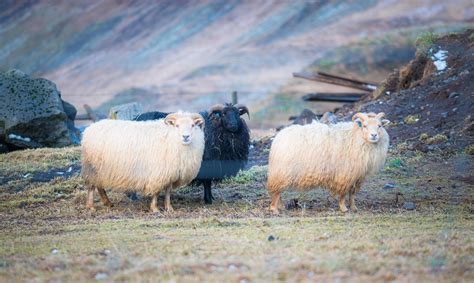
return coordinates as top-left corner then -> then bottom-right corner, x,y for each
268,235 -> 276,241
441,112 -> 448,118
383,183 -> 396,190
94,272 -> 108,280
51,249 -> 59,254
452,108 -> 458,112
285,199 -> 299,210
448,92 -> 460,99
403,202 -> 416,210
427,145 -> 436,151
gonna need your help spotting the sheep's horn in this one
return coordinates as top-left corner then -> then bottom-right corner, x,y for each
191,113 -> 205,129
235,104 -> 250,119
352,112 -> 368,121
209,104 -> 224,113
376,112 -> 385,119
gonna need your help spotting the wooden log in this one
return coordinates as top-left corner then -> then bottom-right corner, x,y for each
317,71 -> 378,88
303,92 -> 365,97
293,72 -> 376,92
302,93 -> 362,103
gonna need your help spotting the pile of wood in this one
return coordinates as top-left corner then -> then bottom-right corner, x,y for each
293,71 -> 378,103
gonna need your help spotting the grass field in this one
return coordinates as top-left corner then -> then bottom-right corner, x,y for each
0,146 -> 473,282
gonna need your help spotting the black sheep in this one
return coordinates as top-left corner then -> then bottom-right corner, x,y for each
134,103 -> 250,204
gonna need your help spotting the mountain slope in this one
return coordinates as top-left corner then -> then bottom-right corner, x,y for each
1,0 -> 472,122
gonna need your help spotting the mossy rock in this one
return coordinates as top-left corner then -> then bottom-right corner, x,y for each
465,145 -> 474,155
404,115 -> 420,125
425,134 -> 448,145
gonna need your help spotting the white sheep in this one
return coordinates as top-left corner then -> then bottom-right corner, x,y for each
81,111 -> 205,212
267,112 -> 390,213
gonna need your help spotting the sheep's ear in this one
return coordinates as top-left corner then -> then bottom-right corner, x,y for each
164,115 -> 176,126
381,119 -> 390,126
209,104 -> 224,117
354,118 -> 363,128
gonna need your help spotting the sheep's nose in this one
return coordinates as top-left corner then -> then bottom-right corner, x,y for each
182,135 -> 190,141
371,133 -> 378,139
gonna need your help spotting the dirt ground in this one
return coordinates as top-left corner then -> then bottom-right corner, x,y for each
1,31 -> 473,282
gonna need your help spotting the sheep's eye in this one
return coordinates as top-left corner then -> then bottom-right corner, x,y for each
192,124 -> 195,128
176,124 -> 180,128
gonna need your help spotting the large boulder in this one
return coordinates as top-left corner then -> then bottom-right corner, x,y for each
0,69 -> 79,149
108,102 -> 143,120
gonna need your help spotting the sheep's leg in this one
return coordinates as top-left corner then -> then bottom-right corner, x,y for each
270,192 -> 281,214
150,193 -> 159,213
338,194 -> 348,213
164,187 -> 174,212
349,186 -> 358,212
86,185 -> 95,211
203,180 -> 213,204
97,188 -> 113,207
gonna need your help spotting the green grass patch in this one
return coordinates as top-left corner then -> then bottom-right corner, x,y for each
223,165 -> 268,185
0,147 -> 81,174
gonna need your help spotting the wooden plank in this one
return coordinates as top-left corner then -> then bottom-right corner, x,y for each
232,91 -> 238,104
293,72 -> 376,92
303,92 -> 365,97
302,93 -> 362,102
317,71 -> 378,88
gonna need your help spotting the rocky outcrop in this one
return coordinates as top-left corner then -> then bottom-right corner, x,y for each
108,102 -> 143,120
0,70 -> 79,150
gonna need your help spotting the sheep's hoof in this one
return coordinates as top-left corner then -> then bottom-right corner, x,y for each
203,194 -> 214,204
104,202 -> 114,208
350,205 -> 358,212
165,206 -> 175,213
87,205 -> 96,212
339,206 -> 349,213
269,207 -> 280,215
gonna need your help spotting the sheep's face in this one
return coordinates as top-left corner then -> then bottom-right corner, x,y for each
210,103 -> 249,133
353,112 -> 390,144
165,113 -> 204,145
